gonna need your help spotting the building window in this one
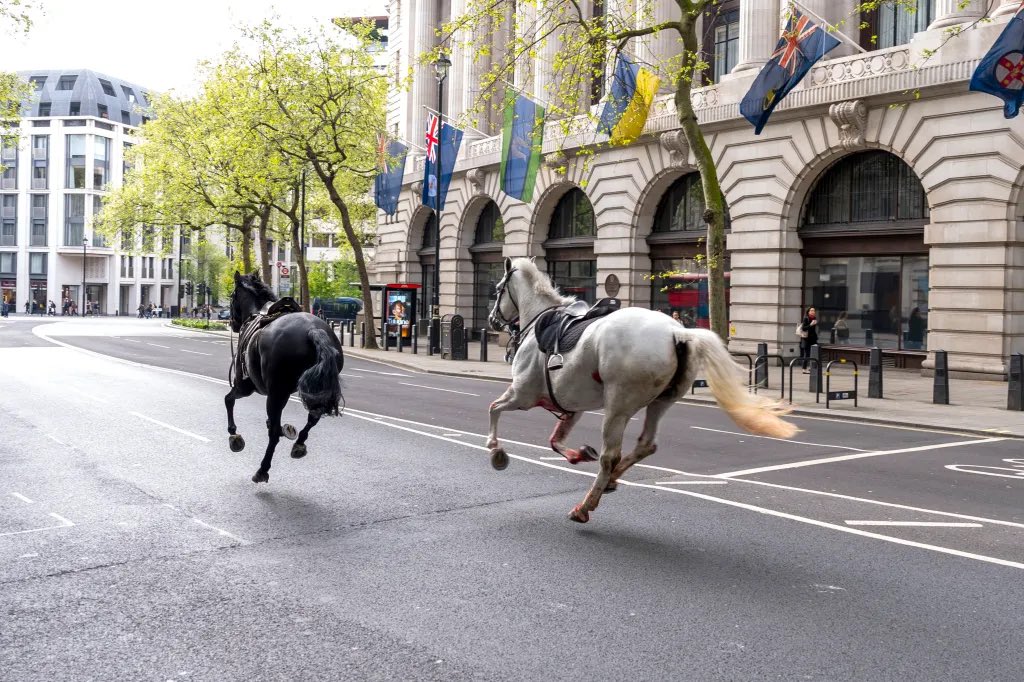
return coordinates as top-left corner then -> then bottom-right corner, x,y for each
30,194 -> 47,246
653,174 -> 711,233
93,137 -> 110,189
862,0 -> 933,50
57,75 -> 77,91
547,260 -> 597,304
548,188 -> 595,240
141,225 -> 155,252
121,255 -> 134,278
29,76 -> 46,91
69,101 -> 81,116
31,135 -> 48,189
91,196 -> 105,247
64,194 -> 85,245
122,86 -> 136,103
29,253 -> 47,276
121,110 -> 130,124
471,201 -> 505,332
1,136 -> 17,190
311,232 -> 332,248
0,252 -> 15,274
474,202 -> 505,244
650,257 -> 730,328
97,104 -> 108,119
37,101 -> 50,117
66,134 -> 86,188
706,4 -> 740,82
0,195 -> 15,246
99,79 -> 116,96
803,151 -> 928,229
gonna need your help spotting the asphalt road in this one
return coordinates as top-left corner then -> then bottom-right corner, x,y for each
2,316 -> 1023,680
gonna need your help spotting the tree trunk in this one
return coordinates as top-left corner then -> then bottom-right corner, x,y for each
678,10 -> 728,340
309,158 -> 380,351
257,204 -> 272,282
289,215 -> 310,310
239,218 -> 253,274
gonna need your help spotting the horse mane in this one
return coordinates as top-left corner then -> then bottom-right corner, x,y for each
509,258 -> 575,305
240,274 -> 277,304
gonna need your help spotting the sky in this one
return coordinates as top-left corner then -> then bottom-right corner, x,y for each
3,0 -> 386,94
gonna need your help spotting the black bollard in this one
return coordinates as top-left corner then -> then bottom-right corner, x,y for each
412,324 -> 418,354
359,322 -> 365,348
397,328 -> 403,352
755,342 -> 768,388
1008,353 -> 1023,411
933,349 -> 950,405
480,329 -> 488,362
830,327 -> 837,344
868,346 -> 884,399
348,322 -> 354,347
865,329 -> 874,346
809,344 -> 821,394
427,324 -> 434,356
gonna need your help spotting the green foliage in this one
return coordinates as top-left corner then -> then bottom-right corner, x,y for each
171,318 -> 228,331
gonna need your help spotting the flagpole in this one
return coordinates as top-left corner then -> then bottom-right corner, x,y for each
790,0 -> 867,54
421,104 -> 489,138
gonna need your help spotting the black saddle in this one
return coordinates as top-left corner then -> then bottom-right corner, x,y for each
236,297 -> 303,386
535,298 -> 621,356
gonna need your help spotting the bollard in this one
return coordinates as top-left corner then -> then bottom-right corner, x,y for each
865,329 -> 874,346
809,344 -> 822,393
830,327 -> 837,344
412,324 -> 418,354
397,328 -> 403,352
427,323 -> 434,356
933,349 -> 950,405
359,322 -> 365,348
480,329 -> 488,362
1008,353 -> 1023,411
755,342 -> 768,388
348,321 -> 355,347
868,346 -> 883,399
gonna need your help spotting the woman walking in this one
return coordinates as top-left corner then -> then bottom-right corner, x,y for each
799,306 -> 818,373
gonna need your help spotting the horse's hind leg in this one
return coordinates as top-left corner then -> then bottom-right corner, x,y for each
548,412 -> 596,465
605,398 -> 673,492
253,393 -> 288,484
225,379 -> 255,452
570,410 -> 630,523
290,411 -> 321,459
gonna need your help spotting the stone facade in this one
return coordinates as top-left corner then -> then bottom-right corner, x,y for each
376,0 -> 1024,378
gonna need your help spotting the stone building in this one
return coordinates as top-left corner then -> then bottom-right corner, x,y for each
375,0 -> 1024,378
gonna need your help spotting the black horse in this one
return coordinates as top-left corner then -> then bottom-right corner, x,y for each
226,272 -> 344,483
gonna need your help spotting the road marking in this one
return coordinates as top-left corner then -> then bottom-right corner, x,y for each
442,433 -> 463,437
122,339 -> 142,343
398,382 -> 480,397
539,456 -> 566,461
180,349 -> 211,355
130,411 -> 210,442
586,410 -> 637,421
46,434 -> 67,446
145,343 -> 170,349
655,480 -> 728,486
48,512 -> 74,525
191,517 -> 249,545
844,521 -> 983,528
0,513 -> 74,538
946,460 -> 1024,480
10,492 -> 33,503
714,437 -> 1006,478
351,368 -> 411,377
691,426 -> 868,452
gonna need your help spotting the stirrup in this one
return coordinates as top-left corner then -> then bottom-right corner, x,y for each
547,353 -> 564,371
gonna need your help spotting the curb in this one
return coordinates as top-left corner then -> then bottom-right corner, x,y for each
341,347 -> 1024,440
165,322 -> 231,337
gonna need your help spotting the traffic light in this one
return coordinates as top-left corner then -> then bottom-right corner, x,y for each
185,281 -> 193,296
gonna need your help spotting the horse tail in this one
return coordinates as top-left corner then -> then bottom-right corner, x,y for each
679,328 -> 798,439
298,327 -> 343,417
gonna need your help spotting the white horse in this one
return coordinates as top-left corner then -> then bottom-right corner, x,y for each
487,257 -> 797,523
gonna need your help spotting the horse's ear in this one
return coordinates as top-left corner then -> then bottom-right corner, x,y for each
504,257 -> 512,274
529,256 -> 536,264
233,270 -> 242,284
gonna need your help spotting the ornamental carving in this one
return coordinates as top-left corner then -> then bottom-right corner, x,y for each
810,47 -> 910,86
544,150 -> 568,175
467,168 -> 486,194
659,130 -> 689,166
829,100 -> 869,151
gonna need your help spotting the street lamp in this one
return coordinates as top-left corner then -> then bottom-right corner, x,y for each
81,236 -> 88,317
431,53 -> 451,354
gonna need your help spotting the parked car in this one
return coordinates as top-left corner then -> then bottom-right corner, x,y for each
311,297 -> 362,323
217,309 -> 232,320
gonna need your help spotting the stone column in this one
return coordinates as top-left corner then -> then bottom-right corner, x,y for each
533,0 -> 561,105
514,1 -> 537,90
993,0 -> 1024,17
648,0 -> 681,92
411,0 -> 440,149
447,0 -> 466,124
929,0 -> 988,29
731,0 -> 781,74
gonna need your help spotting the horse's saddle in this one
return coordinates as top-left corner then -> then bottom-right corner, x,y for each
237,297 -> 303,384
535,298 -> 621,359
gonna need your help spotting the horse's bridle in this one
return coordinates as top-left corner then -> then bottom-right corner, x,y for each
491,267 -> 561,364
491,268 -> 519,330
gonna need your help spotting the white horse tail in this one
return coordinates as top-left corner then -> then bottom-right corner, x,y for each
679,328 -> 799,440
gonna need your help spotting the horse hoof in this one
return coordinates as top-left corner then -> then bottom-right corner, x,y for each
490,448 -> 509,471
291,443 -> 307,459
568,505 -> 590,523
228,435 -> 245,452
252,470 -> 269,484
282,424 -> 297,440
579,445 -> 598,462
604,480 -> 618,493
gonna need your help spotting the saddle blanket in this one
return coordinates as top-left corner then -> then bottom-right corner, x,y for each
535,298 -> 621,355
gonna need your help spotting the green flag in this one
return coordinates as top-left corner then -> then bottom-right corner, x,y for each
500,88 -> 544,203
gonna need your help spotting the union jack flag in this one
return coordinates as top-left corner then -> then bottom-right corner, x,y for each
771,14 -> 818,76
425,112 -> 440,163
376,132 -> 390,172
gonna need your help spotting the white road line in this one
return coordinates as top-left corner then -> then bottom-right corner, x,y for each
442,433 -> 463,437
398,382 -> 480,397
351,368 -> 411,377
845,521 -> 983,528
340,373 -> 361,378
46,434 -> 67,446
122,339 -> 142,343
691,426 -> 868,452
714,437 -> 1006,478
586,410 -> 636,421
48,512 -> 74,526
10,492 -> 33,503
0,521 -> 74,538
339,409 -> 1024,571
655,480 -> 728,486
539,456 -> 565,461
191,517 -> 249,545
130,411 -> 210,442
145,343 -> 170,349
180,349 -> 211,355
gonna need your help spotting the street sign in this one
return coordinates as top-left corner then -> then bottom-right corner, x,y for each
280,266 -> 290,277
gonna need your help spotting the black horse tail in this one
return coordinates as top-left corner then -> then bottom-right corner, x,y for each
298,328 -> 343,417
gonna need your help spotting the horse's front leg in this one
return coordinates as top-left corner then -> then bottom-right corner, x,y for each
289,411 -> 321,459
547,411 -> 596,464
570,410 -> 630,523
487,384 -> 534,470
253,393 -> 288,484
224,379 -> 255,452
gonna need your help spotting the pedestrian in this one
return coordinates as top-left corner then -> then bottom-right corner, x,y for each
833,311 -> 849,342
671,310 -> 682,324
70,301 -> 77,316
907,307 -> 925,350
48,300 -> 56,316
1,298 -> 7,318
24,300 -> 29,314
798,306 -> 818,373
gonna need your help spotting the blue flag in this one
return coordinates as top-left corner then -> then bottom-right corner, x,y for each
374,134 -> 408,217
969,6 -> 1024,118
740,11 -> 840,134
421,112 -> 463,211
500,89 -> 544,203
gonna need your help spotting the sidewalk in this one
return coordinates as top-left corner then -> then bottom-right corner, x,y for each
339,336 -> 1024,438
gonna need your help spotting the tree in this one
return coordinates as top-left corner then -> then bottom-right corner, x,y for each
0,1 -> 35,158
439,0 -> 969,340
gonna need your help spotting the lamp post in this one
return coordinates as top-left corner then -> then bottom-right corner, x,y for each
177,229 -> 183,318
81,236 -> 88,317
432,53 -> 451,354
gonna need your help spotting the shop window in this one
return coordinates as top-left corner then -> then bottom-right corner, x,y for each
650,256 -> 730,329
548,188 -> 595,240
547,259 -> 597,304
471,201 -> 505,332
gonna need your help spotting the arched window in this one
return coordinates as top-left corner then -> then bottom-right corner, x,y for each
471,202 -> 505,333
803,151 -> 927,229
653,173 -> 709,233
473,202 -> 504,245
548,188 -> 595,240
421,212 -> 437,249
418,212 -> 438,327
